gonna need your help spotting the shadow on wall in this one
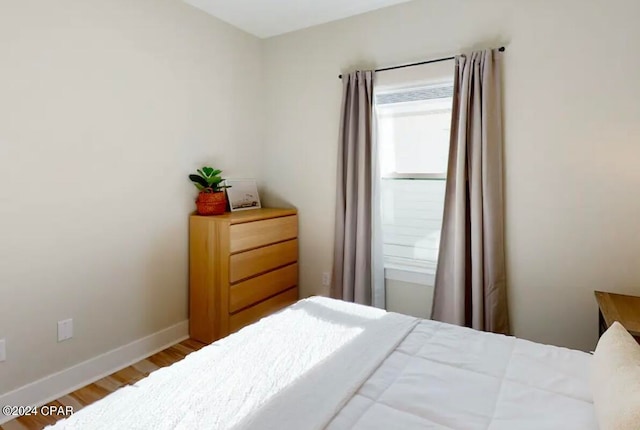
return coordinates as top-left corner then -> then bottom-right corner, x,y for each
258,186 -> 296,209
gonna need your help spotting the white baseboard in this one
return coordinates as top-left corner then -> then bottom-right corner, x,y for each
0,320 -> 189,425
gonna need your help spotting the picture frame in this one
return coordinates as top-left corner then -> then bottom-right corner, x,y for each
225,179 -> 262,212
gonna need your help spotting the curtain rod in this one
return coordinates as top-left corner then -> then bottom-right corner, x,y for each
338,46 -> 505,79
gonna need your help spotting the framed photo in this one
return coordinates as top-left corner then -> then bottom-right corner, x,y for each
225,179 -> 261,212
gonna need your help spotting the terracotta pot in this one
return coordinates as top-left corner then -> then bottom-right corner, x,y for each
196,191 -> 226,215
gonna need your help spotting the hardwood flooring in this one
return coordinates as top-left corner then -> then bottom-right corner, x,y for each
0,339 -> 206,430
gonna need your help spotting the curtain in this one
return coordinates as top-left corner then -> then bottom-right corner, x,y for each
431,49 -> 510,334
332,70 -> 383,307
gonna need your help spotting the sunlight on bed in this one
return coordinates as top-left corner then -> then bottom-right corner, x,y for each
49,297 -> 388,430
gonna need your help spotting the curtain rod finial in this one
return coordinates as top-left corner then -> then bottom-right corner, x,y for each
498,46 -> 505,52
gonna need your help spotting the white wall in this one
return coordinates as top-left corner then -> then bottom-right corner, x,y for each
386,279 -> 434,319
0,0 -> 263,393
262,0 -> 640,351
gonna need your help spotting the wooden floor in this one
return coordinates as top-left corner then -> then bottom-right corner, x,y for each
0,339 -> 206,430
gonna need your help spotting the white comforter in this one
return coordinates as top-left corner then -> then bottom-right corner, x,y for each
328,320 -> 597,430
49,297 -> 417,430
49,297 -> 597,429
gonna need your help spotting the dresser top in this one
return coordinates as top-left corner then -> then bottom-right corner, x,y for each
191,208 -> 297,224
595,291 -> 640,337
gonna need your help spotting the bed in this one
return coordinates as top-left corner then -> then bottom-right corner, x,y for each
49,296 -> 601,429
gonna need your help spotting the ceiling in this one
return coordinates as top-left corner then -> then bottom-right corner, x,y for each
183,0 -> 414,39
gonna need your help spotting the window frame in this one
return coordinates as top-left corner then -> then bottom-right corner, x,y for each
381,172 -> 447,180
375,82 -> 453,278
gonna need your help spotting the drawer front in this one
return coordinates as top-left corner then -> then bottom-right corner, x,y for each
229,287 -> 298,333
230,263 -> 298,313
229,239 -> 297,283
230,215 -> 298,254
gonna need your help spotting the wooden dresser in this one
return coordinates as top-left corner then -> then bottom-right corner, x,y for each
189,208 -> 299,343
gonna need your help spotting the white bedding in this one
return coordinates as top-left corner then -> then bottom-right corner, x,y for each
328,320 -> 597,430
48,297 -> 417,430
48,297 -> 597,429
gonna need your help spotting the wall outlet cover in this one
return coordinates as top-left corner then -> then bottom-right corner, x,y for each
57,319 -> 73,342
322,272 -> 331,286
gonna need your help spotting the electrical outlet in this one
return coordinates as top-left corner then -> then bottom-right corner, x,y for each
57,319 -> 73,342
322,272 -> 331,286
0,339 -> 6,362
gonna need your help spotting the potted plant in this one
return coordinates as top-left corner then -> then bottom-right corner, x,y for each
189,166 -> 231,215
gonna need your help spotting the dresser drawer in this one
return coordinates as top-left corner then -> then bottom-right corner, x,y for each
230,215 -> 298,254
229,239 -> 298,283
229,287 -> 298,333
229,263 -> 298,313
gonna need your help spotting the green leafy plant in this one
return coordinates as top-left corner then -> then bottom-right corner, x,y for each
189,166 -> 231,193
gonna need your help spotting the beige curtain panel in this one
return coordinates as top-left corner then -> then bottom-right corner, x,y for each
432,49 -> 510,335
332,71 -> 375,305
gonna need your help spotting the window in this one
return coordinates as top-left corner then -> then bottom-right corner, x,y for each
375,83 -> 453,277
